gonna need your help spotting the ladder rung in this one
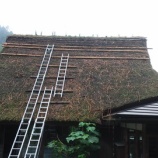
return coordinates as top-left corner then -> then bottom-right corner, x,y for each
41,102 -> 49,104
33,88 -> 40,91
58,74 -> 65,76
32,93 -> 38,95
44,93 -> 51,95
54,93 -> 62,95
33,89 -> 40,92
17,135 -> 25,137
60,65 -> 66,67
39,111 -> 46,113
26,153 -> 35,155
30,98 -> 36,100
44,92 -> 51,94
58,76 -> 64,78
13,148 -> 20,149
56,85 -> 63,88
39,70 -> 45,72
30,139 -> 39,142
58,74 -> 64,77
34,85 -> 41,87
37,116 -> 45,118
56,84 -> 63,86
22,123 -> 29,125
43,96 -> 51,98
41,64 -> 47,67
19,129 -> 26,131
32,133 -> 40,136
55,88 -> 62,91
27,107 -> 34,109
15,141 -> 23,143
26,112 -> 32,115
37,75 -> 44,77
29,102 -> 35,105
45,89 -> 52,91
59,73 -> 66,74
57,80 -> 64,82
34,127 -> 42,129
36,121 -> 43,124
23,117 -> 30,119
28,146 -> 37,148
40,67 -> 46,69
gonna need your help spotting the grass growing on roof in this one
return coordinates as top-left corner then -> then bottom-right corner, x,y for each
0,35 -> 158,122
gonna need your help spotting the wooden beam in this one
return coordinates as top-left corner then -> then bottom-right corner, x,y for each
36,64 -> 77,68
43,101 -> 70,104
38,101 -> 70,104
57,45 -> 152,49
3,45 -> 148,52
2,45 -> 44,49
3,42 -> 152,49
25,101 -> 70,104
54,48 -> 147,52
59,56 -> 149,60
1,53 -> 42,57
30,76 -> 75,79
25,90 -> 73,93
3,42 -> 46,47
1,53 -> 149,60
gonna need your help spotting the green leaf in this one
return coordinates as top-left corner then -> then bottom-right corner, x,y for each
79,122 -> 85,127
87,136 -> 99,143
82,134 -> 89,139
78,154 -> 87,158
66,136 -> 76,143
91,130 -> 100,136
86,126 -> 95,132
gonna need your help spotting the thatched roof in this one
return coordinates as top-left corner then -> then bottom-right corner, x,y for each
0,35 -> 158,123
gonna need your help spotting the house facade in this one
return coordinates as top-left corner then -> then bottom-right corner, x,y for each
0,35 -> 158,158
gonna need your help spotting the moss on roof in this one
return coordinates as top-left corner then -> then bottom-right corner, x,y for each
0,35 -> 158,122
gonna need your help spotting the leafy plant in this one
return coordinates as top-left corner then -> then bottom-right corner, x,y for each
47,122 -> 100,158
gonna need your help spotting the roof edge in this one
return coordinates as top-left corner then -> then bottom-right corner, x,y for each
7,34 -> 147,40
102,96 -> 158,119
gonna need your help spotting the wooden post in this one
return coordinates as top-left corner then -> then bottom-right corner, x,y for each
142,124 -> 148,158
0,125 -> 5,158
124,127 -> 129,158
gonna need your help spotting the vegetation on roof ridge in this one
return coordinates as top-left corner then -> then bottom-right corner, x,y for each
8,34 -> 146,40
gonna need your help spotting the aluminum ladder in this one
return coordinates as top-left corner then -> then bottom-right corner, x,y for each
8,45 -> 54,158
53,53 -> 69,97
24,87 -> 53,158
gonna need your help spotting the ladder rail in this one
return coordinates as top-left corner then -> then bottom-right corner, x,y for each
24,87 -> 53,158
54,53 -> 69,97
61,54 -> 69,96
8,45 -> 54,158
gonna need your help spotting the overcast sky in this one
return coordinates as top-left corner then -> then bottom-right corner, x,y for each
0,0 -> 158,71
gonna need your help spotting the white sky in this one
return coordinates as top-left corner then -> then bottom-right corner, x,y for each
0,0 -> 158,71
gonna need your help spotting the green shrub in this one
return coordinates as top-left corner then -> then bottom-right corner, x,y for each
47,122 -> 100,158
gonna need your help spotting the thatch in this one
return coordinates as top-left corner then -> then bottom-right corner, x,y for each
0,35 -> 158,122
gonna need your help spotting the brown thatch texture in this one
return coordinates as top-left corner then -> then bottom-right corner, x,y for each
0,35 -> 158,122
